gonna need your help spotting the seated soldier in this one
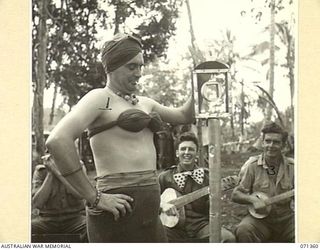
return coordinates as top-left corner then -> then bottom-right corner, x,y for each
232,122 -> 294,243
31,156 -> 87,242
159,132 -> 235,242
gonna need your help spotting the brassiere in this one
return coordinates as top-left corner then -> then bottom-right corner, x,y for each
88,109 -> 162,138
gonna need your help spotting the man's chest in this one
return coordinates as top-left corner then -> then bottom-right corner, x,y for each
251,166 -> 293,196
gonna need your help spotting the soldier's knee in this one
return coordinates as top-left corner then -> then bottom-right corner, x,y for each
221,228 -> 236,243
235,223 -> 256,242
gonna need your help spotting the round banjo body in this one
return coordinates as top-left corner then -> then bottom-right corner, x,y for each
160,188 -> 186,228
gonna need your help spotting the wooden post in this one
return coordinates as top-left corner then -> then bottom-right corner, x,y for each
208,118 -> 221,242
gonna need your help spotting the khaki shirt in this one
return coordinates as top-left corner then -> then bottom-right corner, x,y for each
235,154 -> 294,214
32,164 -> 85,216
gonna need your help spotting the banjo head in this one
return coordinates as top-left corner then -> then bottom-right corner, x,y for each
159,212 -> 179,228
160,188 -> 184,228
248,192 -> 272,219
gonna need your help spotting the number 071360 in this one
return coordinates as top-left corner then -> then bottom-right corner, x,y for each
300,244 -> 319,248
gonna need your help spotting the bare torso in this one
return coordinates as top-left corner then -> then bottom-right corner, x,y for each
88,88 -> 157,177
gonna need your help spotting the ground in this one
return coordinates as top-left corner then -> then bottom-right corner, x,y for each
220,151 -> 259,232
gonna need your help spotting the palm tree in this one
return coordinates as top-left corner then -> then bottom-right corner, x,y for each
243,0 -> 295,130
276,21 -> 295,132
267,0 -> 276,121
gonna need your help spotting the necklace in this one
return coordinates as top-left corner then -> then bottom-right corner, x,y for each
107,84 -> 139,105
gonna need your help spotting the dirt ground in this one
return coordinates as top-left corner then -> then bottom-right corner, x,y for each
220,151 -> 259,232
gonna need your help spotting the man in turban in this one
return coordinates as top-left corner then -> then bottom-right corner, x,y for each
46,33 -> 195,242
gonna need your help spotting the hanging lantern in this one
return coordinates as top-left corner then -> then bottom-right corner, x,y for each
192,61 -> 230,118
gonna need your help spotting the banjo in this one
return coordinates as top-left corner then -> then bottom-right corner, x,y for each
248,189 -> 294,219
160,175 -> 239,228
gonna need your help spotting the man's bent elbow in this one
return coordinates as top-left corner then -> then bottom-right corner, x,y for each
45,134 -> 58,152
32,196 -> 44,209
231,191 -> 236,202
231,190 -> 250,205
181,111 -> 195,124
45,133 -> 66,153
231,190 -> 240,203
185,115 -> 195,124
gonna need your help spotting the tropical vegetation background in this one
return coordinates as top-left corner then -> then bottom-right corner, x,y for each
32,0 -> 296,166
31,0 -> 296,238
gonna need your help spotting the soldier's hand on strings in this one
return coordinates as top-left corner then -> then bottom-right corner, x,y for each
97,193 -> 134,221
160,203 -> 178,216
251,195 -> 267,214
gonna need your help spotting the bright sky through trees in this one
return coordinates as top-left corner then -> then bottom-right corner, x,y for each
43,0 -> 296,120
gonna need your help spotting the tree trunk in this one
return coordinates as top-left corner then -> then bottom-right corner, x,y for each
185,0 -> 197,59
49,83 -> 58,125
114,5 -> 120,35
288,35 -> 295,133
33,0 -> 48,164
229,84 -> 235,139
240,80 -> 245,136
266,0 -> 275,121
49,0 -> 64,126
185,0 -> 205,167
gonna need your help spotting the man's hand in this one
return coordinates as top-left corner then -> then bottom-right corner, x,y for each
42,154 -> 52,164
96,193 -> 134,221
42,154 -> 57,174
160,202 -> 178,216
251,195 -> 268,214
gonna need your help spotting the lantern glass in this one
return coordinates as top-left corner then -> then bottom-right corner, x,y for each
201,80 -> 221,102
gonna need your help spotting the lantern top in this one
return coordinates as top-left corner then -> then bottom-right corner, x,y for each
194,61 -> 229,70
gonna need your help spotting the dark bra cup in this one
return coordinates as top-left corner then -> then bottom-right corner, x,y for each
88,109 -> 162,138
148,112 -> 162,133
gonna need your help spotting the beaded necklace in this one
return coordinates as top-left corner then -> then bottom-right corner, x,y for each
107,84 -> 139,105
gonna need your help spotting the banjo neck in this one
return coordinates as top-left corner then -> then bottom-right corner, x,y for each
167,175 -> 239,209
169,186 -> 209,209
265,189 -> 294,206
